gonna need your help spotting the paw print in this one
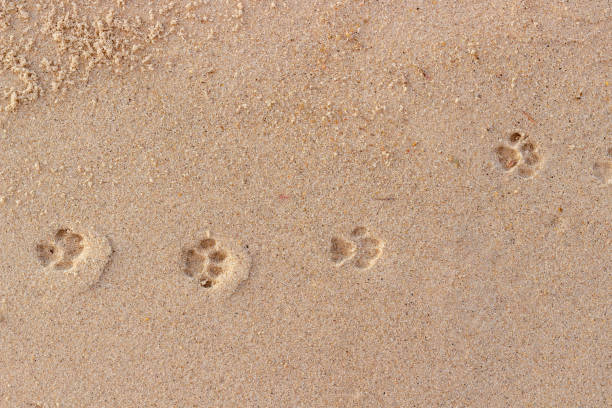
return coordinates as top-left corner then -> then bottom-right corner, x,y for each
330,226 -> 384,269
495,132 -> 542,179
593,148 -> 612,184
35,229 -> 84,270
183,236 -> 230,288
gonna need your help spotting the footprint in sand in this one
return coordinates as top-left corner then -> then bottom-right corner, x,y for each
182,232 -> 250,293
592,149 -> 612,184
495,131 -> 543,179
36,229 -> 84,270
0,298 -> 6,323
330,226 -> 384,270
35,227 -> 111,290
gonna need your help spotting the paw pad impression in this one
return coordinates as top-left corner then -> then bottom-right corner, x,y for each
330,226 -> 384,270
495,132 -> 543,179
183,232 -> 251,292
34,227 -> 112,292
36,228 -> 84,271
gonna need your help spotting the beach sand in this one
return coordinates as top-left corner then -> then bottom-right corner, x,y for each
1,1 -> 610,406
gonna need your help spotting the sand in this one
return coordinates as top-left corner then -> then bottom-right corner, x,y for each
0,0 -> 610,406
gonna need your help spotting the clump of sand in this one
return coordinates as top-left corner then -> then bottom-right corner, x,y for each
0,0 -> 246,112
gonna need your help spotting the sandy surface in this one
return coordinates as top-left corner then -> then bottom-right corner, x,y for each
1,1 -> 610,406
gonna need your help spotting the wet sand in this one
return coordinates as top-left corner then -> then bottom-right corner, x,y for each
1,1 -> 610,406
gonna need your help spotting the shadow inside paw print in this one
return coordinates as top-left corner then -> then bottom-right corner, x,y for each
330,226 -> 384,270
495,132 -> 542,179
183,237 -> 230,288
35,229 -> 84,270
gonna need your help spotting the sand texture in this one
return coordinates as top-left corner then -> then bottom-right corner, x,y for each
1,1 -> 611,406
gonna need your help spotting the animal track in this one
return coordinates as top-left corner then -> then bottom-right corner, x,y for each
34,227 -> 112,295
183,233 -> 250,291
495,132 -> 543,179
593,160 -> 612,184
330,226 -> 384,269
0,298 -> 6,323
36,229 -> 84,270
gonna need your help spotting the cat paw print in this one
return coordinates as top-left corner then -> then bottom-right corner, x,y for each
592,148 -> 612,184
330,226 -> 384,270
495,132 -> 543,179
36,228 -> 84,270
33,227 -> 112,296
182,232 -> 252,292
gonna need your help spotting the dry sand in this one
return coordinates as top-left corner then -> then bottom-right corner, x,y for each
0,0 -> 610,406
